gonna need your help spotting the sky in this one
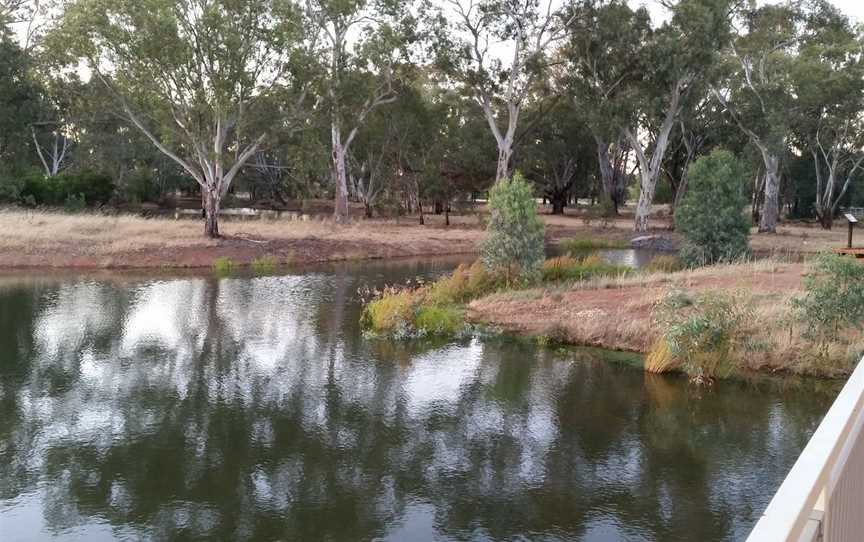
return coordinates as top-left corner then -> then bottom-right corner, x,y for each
634,0 -> 864,23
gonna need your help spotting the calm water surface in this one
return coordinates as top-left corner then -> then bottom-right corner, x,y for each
0,259 -> 838,541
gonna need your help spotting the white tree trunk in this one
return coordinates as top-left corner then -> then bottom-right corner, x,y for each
332,122 -> 349,222
758,151 -> 780,233
496,142 -> 513,182
628,78 -> 686,232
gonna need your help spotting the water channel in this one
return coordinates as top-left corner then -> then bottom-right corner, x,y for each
0,258 -> 838,541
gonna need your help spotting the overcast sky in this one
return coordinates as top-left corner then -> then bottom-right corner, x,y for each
10,0 -> 864,50
635,0 -> 864,23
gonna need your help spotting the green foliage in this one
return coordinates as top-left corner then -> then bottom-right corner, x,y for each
560,237 -> 629,253
212,257 -> 235,277
413,305 -> 463,336
361,287 -> 416,336
541,255 -> 630,282
675,150 -> 750,266
422,261 -> 502,306
251,256 -> 278,275
645,255 -> 685,274
16,170 -> 114,207
481,172 -> 545,283
792,253 -> 864,355
654,289 -> 753,384
63,193 -> 87,213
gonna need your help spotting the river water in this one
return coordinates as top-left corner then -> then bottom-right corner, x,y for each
0,258 -> 838,541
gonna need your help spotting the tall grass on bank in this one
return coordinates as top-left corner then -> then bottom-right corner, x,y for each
361,254 -> 631,338
560,236 -> 629,253
361,261 -> 501,338
652,289 -> 753,385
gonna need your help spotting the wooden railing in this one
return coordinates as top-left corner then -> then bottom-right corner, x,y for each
747,357 -> 864,542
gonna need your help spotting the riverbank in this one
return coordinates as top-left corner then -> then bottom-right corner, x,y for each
0,207 -> 851,268
467,260 -> 860,378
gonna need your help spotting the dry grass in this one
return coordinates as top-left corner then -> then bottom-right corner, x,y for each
0,204 -> 851,269
0,208 -> 486,268
468,259 -> 803,354
469,258 -> 861,378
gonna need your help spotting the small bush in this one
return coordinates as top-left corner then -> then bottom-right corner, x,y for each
644,255 -> 684,274
18,170 -> 114,207
63,193 -> 87,213
792,253 -> 864,357
251,256 -> 278,275
481,172 -> 545,284
212,257 -> 235,276
654,289 -> 753,385
675,150 -> 750,267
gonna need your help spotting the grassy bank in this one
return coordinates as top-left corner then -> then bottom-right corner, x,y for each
361,255 -> 632,338
468,257 -> 863,380
363,254 -> 863,381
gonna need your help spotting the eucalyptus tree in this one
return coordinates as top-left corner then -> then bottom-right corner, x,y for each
432,0 -> 572,183
305,0 -> 415,221
711,2 -> 802,233
789,0 -> 864,229
55,0 -> 314,237
625,0 -> 732,232
520,99 -> 594,214
561,0 -> 649,215
0,34 -> 42,179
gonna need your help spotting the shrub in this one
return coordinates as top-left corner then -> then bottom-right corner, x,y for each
18,170 -> 114,207
63,193 -> 87,213
675,150 -> 750,267
644,255 -> 685,274
481,172 -> 545,284
0,172 -> 25,203
251,256 -> 278,275
118,168 -> 162,204
212,257 -> 235,276
792,253 -> 864,356
654,289 -> 753,384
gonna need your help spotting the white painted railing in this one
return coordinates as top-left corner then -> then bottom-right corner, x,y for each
747,357 -> 864,542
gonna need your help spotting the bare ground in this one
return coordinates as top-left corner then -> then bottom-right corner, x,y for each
0,204 -> 852,269
466,261 -> 807,354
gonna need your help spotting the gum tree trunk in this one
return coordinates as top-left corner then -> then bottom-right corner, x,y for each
204,189 -> 220,238
627,77 -> 687,232
331,118 -> 350,222
758,152 -> 780,233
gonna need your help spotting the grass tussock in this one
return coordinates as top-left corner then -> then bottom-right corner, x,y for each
251,256 -> 278,275
644,339 -> 677,374
560,236 -> 630,253
644,254 -> 685,273
542,254 -> 630,282
212,257 -> 235,276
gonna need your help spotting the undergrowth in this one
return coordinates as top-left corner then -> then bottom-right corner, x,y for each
560,237 -> 629,253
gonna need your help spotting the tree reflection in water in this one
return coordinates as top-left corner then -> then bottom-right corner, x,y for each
0,263 -> 838,541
